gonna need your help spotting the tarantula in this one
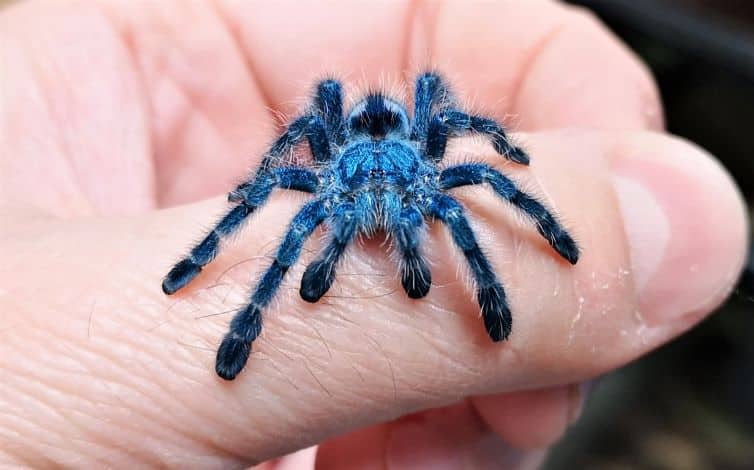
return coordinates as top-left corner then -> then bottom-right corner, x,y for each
162,72 -> 579,380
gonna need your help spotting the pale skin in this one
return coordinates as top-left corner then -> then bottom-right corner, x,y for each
0,0 -> 749,468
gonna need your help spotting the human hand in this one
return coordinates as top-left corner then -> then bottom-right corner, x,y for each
0,0 -> 748,468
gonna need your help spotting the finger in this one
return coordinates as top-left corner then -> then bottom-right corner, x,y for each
215,0 -> 412,114
0,0 -> 157,216
411,0 -> 663,130
315,386 -> 581,468
471,385 -> 586,450
315,402 -> 548,470
97,0 -> 277,206
1,0 -> 276,210
0,130 -> 746,466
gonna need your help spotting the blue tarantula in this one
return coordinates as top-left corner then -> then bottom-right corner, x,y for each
162,72 -> 579,380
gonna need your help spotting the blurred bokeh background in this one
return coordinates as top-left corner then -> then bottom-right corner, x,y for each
546,1 -> 754,469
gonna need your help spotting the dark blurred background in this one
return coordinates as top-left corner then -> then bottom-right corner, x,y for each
546,1 -> 754,469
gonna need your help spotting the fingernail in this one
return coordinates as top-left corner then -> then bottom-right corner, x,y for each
612,136 -> 747,325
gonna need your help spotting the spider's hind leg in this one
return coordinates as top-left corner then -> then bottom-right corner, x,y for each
216,199 -> 328,380
428,193 -> 512,341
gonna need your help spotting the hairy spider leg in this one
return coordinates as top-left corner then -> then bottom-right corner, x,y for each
299,202 -> 359,302
394,206 -> 432,298
237,114 -> 331,188
425,110 -> 530,165
428,194 -> 512,342
216,199 -> 328,380
161,167 -> 319,295
410,72 -> 453,142
228,82 -> 344,203
439,163 -> 579,264
314,79 -> 346,146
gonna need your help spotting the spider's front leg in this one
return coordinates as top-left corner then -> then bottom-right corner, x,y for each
439,163 -> 579,264
252,79 -> 345,172
216,199 -> 328,380
394,206 -> 432,299
162,167 -> 318,295
247,114 -> 331,183
428,193 -> 512,341
426,109 -> 530,165
314,79 -> 346,145
299,202 -> 358,302
411,72 -> 453,142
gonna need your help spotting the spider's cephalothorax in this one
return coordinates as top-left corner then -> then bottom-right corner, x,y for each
162,73 -> 580,380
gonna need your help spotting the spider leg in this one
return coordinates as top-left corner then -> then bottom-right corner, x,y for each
299,202 -> 358,302
426,110 -> 529,165
410,72 -> 452,142
314,79 -> 346,146
216,199 -> 328,380
261,113 -> 332,168
439,163 -> 579,264
428,193 -> 512,342
162,167 -> 318,295
250,109 -> 333,177
394,205 -> 432,298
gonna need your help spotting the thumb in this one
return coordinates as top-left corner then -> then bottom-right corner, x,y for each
0,130 -> 746,467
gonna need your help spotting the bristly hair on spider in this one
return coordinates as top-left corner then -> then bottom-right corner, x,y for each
162,72 -> 580,381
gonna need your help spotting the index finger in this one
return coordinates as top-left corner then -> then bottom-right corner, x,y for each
411,0 -> 663,130
221,0 -> 662,130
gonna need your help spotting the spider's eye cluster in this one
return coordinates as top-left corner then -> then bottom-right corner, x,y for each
348,94 -> 409,137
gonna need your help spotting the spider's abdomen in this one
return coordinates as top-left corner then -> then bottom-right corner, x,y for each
337,140 -> 421,189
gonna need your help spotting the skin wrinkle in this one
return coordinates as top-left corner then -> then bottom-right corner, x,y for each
400,0 -> 422,73
93,0 -> 158,208
64,3 -> 154,213
209,0 -> 276,126
19,329 -> 222,466
7,40 -> 93,216
27,52 -> 88,214
508,24 -> 567,123
514,10 -> 662,131
99,0 -> 274,206
8,270 -> 246,466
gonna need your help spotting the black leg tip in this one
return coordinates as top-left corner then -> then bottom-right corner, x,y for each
299,285 -> 324,303
401,257 -> 432,299
405,282 -> 431,299
162,260 -> 202,295
493,139 -> 530,165
299,261 -> 333,303
508,147 -> 530,165
215,335 -> 251,381
479,285 -> 513,342
554,234 -> 580,265
402,271 -> 431,299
